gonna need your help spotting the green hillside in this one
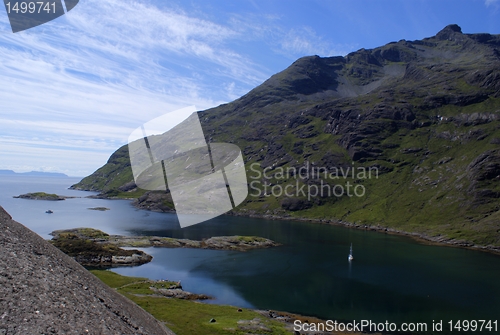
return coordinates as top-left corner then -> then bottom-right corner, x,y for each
72,25 -> 500,248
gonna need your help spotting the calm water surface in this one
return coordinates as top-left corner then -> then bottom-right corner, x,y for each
1,175 -> 499,328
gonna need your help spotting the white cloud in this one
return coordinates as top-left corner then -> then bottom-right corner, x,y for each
0,0 -> 356,176
227,14 -> 353,59
281,27 -> 324,55
485,0 -> 499,6
280,26 -> 354,58
0,0 -> 274,176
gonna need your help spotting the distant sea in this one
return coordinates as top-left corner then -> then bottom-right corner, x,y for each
0,174 -> 179,238
0,169 -> 69,177
1,174 -> 499,330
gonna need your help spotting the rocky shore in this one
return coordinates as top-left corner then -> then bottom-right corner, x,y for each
51,228 -> 281,252
340,222 -> 500,255
83,187 -> 500,256
63,182 -> 500,255
231,211 -> 500,256
76,186 -> 500,256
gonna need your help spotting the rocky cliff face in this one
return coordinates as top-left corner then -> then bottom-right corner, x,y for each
0,206 -> 174,335
72,25 -> 500,247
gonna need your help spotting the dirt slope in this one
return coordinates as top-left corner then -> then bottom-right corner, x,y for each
0,206 -> 175,335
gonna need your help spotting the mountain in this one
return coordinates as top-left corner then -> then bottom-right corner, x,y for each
0,206 -> 174,334
72,25 -> 500,248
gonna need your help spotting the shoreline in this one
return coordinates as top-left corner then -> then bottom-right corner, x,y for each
228,211 -> 500,256
69,188 -> 500,255
90,269 -> 367,335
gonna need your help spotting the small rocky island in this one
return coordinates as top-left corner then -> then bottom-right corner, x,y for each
106,233 -> 281,251
50,228 -> 281,267
87,207 -> 110,211
14,192 -> 73,201
50,229 -> 152,267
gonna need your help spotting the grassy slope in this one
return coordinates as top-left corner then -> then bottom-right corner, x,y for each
90,270 -> 290,335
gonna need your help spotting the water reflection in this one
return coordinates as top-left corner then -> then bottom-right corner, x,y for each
113,247 -> 254,308
348,259 -> 352,278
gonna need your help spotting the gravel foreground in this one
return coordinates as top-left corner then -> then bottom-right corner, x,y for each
0,206 -> 175,335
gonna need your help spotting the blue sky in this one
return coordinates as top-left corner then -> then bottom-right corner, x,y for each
0,0 -> 499,177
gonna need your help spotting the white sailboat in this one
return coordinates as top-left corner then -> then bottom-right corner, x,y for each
348,243 -> 354,261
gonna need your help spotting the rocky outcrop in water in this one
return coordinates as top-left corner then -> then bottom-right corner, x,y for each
13,192 -> 71,201
51,228 -> 281,252
49,230 -> 153,267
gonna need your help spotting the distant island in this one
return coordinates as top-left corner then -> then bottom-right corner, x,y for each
13,192 -> 74,201
0,170 -> 69,177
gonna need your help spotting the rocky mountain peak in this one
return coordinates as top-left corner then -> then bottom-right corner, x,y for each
436,23 -> 463,40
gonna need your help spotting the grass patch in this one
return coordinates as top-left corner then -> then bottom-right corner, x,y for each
90,269 -> 146,288
90,270 -> 290,335
30,192 -> 60,198
236,236 -> 267,243
75,228 -> 110,239
50,233 -> 141,258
